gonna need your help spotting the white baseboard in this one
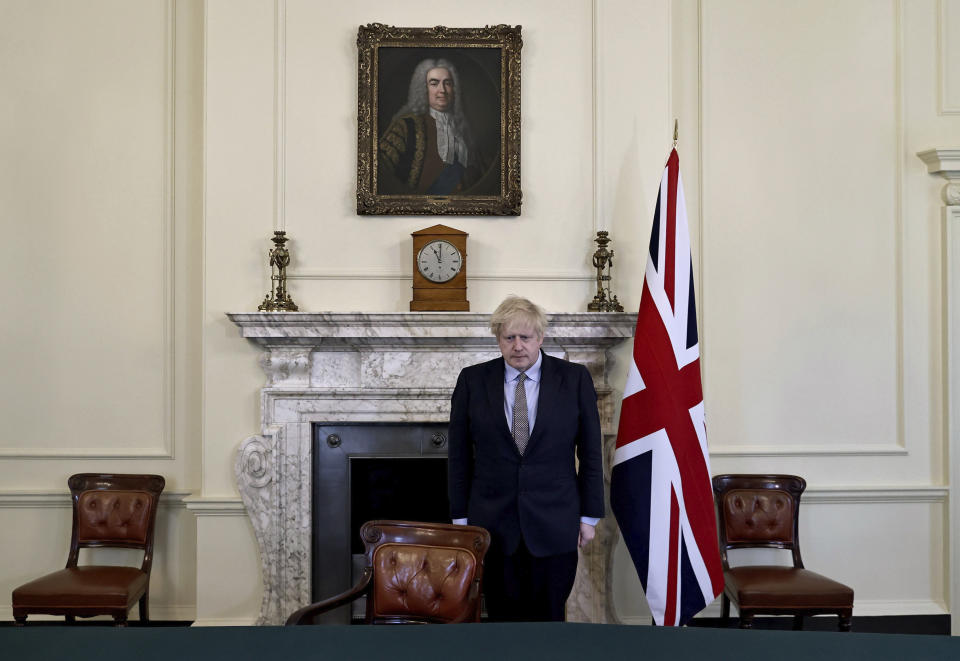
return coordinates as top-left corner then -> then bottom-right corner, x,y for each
146,605 -> 197,621
616,615 -> 654,625
615,598 -> 948,625
849,599 -> 948,617
191,617 -> 259,627
1,604 -> 196,622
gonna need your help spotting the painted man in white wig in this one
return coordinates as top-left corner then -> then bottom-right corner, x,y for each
378,58 -> 491,195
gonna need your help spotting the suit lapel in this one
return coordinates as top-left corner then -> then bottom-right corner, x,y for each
484,358 -> 514,442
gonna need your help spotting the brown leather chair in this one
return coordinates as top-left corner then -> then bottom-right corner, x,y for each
12,473 -> 165,626
712,474 -> 853,631
286,520 -> 491,625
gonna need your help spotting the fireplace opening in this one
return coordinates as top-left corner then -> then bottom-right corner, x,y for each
311,422 -> 450,623
349,457 -> 449,554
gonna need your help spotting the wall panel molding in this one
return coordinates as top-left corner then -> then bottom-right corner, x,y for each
802,485 -> 947,504
2,0 -> 177,460
0,490 -> 192,509
710,443 -> 908,458
54,486 -> 934,516
0,447 -> 178,460
274,0 -> 287,233
894,0 -> 907,453
940,0 -> 960,114
161,0 -> 176,461
183,496 -> 246,516
288,268 -> 593,281
592,0 -> 601,233
699,1 -> 907,453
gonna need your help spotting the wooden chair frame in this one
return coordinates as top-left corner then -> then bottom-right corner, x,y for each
712,474 -> 853,631
12,473 -> 165,626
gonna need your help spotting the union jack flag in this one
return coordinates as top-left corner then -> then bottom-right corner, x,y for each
611,148 -> 724,626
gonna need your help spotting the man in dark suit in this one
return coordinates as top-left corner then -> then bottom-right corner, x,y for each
448,296 -> 605,621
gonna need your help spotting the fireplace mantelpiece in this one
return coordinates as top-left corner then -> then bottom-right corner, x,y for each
230,312 -> 636,625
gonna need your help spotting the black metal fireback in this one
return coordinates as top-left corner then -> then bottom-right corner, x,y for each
310,422 -> 450,624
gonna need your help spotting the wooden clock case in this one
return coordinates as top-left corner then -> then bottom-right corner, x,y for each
410,224 -> 469,311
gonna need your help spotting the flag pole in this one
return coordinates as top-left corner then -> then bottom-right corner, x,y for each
610,122 -> 725,626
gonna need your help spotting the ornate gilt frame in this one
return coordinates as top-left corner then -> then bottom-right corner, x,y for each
357,24 -> 522,216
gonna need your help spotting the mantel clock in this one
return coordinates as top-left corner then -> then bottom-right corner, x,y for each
410,225 -> 469,311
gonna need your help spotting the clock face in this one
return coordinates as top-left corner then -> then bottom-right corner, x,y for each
417,239 -> 463,283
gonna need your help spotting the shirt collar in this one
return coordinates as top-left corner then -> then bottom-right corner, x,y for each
429,107 -> 452,126
504,351 -> 542,384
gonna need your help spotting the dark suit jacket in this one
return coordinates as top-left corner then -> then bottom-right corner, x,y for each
448,352 -> 604,557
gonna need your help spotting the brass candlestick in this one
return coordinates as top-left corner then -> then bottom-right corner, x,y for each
587,231 -> 623,312
258,231 -> 299,312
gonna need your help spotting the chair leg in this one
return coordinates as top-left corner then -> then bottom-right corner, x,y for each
66,615 -> 76,624
139,591 -> 150,622
792,615 -> 803,630
839,613 -> 852,632
14,615 -> 26,627
720,594 -> 730,627
738,611 -> 754,629
113,614 -> 129,627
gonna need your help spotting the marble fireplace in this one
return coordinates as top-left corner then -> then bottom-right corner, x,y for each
230,312 -> 636,625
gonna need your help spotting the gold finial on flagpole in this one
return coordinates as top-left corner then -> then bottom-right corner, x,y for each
673,119 -> 679,148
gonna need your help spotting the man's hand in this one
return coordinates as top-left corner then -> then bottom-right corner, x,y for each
578,522 -> 596,548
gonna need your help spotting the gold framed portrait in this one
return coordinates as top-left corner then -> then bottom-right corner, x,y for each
357,24 -> 522,216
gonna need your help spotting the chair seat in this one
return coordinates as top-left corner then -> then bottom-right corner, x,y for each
725,565 -> 853,610
13,566 -> 148,610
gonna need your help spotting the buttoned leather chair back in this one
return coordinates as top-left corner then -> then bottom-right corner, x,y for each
286,520 -> 491,625
712,474 -> 853,631
718,475 -> 802,560
12,473 -> 165,626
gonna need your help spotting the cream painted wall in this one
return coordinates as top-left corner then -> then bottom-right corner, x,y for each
598,0 -> 957,621
282,0 -> 596,312
3,0 -> 960,627
0,0 -> 169,460
0,0 -> 202,620
197,0 -> 604,623
0,496 -> 197,621
667,0 -> 954,618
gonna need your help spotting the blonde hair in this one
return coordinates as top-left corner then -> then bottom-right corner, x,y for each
490,296 -> 548,338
